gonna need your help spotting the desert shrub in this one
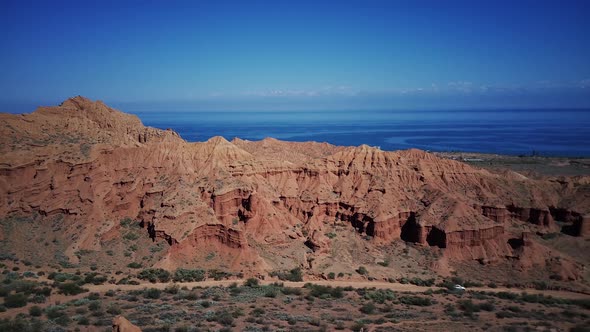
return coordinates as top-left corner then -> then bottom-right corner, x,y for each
458,300 -> 481,314
356,266 -> 368,275
351,321 -> 366,332
532,281 -> 550,290
493,292 -> 518,300
48,272 -> 78,282
4,293 -> 28,308
211,309 -> 234,326
399,296 -> 433,306
270,268 -> 303,282
138,268 -> 171,283
263,286 -> 278,298
360,302 -> 377,314
496,311 -> 515,319
571,298 -> 590,310
364,289 -> 396,303
0,316 -> 44,331
143,288 -> 161,299
244,278 -> 259,287
327,272 -> 336,280
29,305 -> 42,316
54,314 -> 70,326
106,303 -> 122,315
377,260 -> 389,267
77,316 -> 90,325
45,305 -> 67,319
281,287 -> 302,295
479,301 -> 495,311
307,284 -> 344,299
120,217 -> 134,227
437,279 -> 458,290
164,284 -> 179,294
84,273 -> 108,285
33,286 -> 51,297
409,277 -> 435,287
208,269 -> 231,281
58,282 -> 86,295
173,268 -> 205,282
251,307 -> 265,317
463,280 -> 483,287
88,300 -> 101,311
123,232 -> 140,241
127,262 -> 142,269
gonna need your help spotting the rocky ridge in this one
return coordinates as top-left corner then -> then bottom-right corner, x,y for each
0,97 -> 588,279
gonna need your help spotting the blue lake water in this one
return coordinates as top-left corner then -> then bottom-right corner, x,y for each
132,109 -> 590,157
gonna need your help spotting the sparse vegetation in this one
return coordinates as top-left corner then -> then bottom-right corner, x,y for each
173,268 -> 205,282
356,266 -> 368,275
137,268 -> 171,283
270,267 -> 303,282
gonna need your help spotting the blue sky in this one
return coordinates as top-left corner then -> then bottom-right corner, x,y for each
0,0 -> 589,111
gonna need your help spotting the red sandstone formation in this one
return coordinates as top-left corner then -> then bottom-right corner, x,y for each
0,97 -> 588,277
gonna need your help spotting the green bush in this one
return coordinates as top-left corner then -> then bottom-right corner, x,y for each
327,272 -> 335,280
281,287 -> 302,295
458,300 -> 480,314
88,301 -> 101,311
399,295 -> 433,306
127,262 -> 142,269
356,266 -> 368,275
143,288 -> 161,299
164,284 -> 179,294
173,268 -> 205,282
0,316 -> 44,331
359,302 -> 376,314
263,287 -> 278,298
364,289 -> 395,304
84,273 -> 108,285
78,316 -> 90,325
58,282 -> 87,295
212,309 -> 234,326
208,269 -> 231,281
138,268 -> 171,283
29,305 -> 42,316
120,217 -> 134,227
106,303 -> 122,315
270,268 -> 303,282
123,232 -> 140,241
244,278 -> 259,287
307,284 -> 344,299
45,305 -> 67,319
4,293 -> 28,308
479,302 -> 495,312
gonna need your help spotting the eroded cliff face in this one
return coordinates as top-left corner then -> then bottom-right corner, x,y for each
0,97 -> 588,276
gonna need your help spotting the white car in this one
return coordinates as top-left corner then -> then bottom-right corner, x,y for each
454,284 -> 466,290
